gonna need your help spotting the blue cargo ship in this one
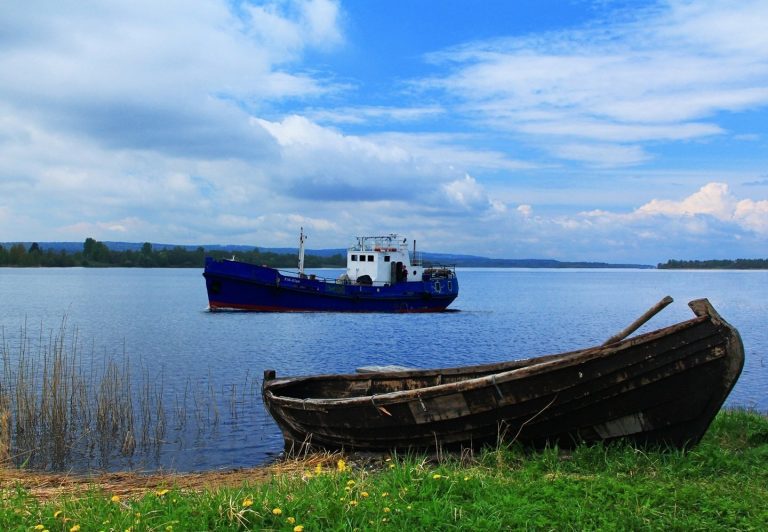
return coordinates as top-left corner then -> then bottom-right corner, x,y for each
203,230 -> 458,312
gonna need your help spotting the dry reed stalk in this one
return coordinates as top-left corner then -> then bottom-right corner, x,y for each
0,407 -> 10,465
2,318 -> 267,472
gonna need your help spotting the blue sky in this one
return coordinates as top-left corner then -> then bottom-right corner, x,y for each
1,0 -> 767,263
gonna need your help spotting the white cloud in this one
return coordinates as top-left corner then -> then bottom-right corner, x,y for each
58,217 -> 149,238
252,115 -> 527,205
301,0 -> 344,49
306,105 -> 445,125
442,173 -> 501,212
424,0 -> 768,166
637,182 -> 737,219
551,143 -> 650,167
243,0 -> 342,58
734,199 -> 768,234
631,182 -> 768,236
0,0 -> 341,160
577,182 -> 768,238
1,1 -> 766,264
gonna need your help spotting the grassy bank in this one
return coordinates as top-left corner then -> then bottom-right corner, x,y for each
2,409 -> 767,530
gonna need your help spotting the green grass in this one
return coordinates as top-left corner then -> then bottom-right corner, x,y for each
2,409 -> 767,531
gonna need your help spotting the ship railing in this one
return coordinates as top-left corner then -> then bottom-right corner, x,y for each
422,264 -> 457,278
271,268 -> 394,287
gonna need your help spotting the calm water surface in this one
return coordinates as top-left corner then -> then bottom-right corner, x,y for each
1,267 -> 766,471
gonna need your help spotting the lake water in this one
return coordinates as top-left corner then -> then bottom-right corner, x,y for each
1,267 -> 766,472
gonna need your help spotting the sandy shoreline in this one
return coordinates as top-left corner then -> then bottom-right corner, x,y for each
1,455 -> 336,500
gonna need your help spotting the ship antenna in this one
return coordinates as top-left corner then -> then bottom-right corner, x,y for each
298,227 -> 307,275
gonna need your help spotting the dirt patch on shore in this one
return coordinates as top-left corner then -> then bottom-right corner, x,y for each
1,455 -> 337,500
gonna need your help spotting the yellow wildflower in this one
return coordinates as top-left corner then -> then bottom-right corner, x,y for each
287,517 -> 296,524
315,463 -> 322,474
34,526 -> 45,531
293,526 -> 304,532
156,489 -> 169,497
464,476 -> 470,481
388,463 -> 395,469
432,473 -> 442,479
69,525 -> 81,532
383,507 -> 391,513
381,492 -> 389,497
272,507 -> 283,516
337,458 -> 347,471
361,491 -> 369,498
346,479 -> 355,486
53,511 -> 64,519
243,498 -> 253,508
349,500 -> 358,507
111,495 -> 121,503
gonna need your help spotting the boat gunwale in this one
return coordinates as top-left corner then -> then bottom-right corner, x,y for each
263,313 -> 723,408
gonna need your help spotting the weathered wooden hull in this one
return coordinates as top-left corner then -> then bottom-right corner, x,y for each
262,299 -> 744,452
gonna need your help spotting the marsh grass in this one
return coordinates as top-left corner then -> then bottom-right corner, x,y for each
2,410 -> 767,530
0,320 -> 260,471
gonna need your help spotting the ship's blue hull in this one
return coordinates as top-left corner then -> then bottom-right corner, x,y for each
203,257 -> 458,312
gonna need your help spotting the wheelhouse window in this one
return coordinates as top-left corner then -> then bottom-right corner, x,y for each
367,255 -> 374,261
351,254 -> 358,261
384,256 -> 391,262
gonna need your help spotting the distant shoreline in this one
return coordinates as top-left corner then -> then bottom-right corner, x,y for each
3,239 -> 767,269
657,259 -> 768,270
1,239 -> 653,269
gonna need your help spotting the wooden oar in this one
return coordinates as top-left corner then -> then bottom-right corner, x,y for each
602,295 -> 674,346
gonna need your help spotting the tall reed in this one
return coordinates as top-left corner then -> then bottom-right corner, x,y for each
0,320 -> 260,471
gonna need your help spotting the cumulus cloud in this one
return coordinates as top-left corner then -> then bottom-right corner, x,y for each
0,0 -> 342,159
637,183 -> 737,219
517,205 -> 532,218
579,182 -> 768,237
734,199 -> 768,234
627,182 -> 768,235
1,1 -> 766,264
442,173 -> 506,214
252,115 -> 523,205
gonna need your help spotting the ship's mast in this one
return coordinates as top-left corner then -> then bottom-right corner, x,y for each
298,227 -> 307,275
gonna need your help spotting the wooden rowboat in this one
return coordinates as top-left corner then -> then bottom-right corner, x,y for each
262,298 -> 744,452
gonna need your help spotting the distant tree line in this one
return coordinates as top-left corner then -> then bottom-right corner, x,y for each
0,238 -> 345,268
658,258 -> 768,270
